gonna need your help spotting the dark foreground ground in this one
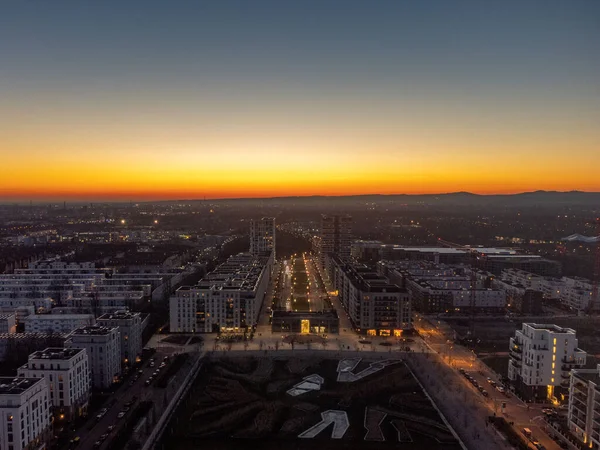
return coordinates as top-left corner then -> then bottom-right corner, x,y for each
161,355 -> 462,450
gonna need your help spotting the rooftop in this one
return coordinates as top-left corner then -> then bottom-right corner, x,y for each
97,310 -> 140,321
71,325 -> 116,336
25,313 -> 94,320
28,347 -> 84,361
0,313 -> 15,319
0,377 -> 43,395
526,323 -> 577,334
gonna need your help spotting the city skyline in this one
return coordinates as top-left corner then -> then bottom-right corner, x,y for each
2,1 -> 599,201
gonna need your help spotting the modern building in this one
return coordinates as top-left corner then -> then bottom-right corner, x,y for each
66,326 -> 120,390
0,313 -> 16,334
351,241 -> 470,265
568,364 -> 600,448
0,377 -> 52,450
331,257 -> 411,336
317,214 -> 352,271
170,252 -> 273,333
24,314 -> 95,334
250,217 -> 276,258
508,323 -> 587,403
0,332 -> 70,363
97,311 -> 143,365
17,348 -> 90,420
271,310 -> 339,334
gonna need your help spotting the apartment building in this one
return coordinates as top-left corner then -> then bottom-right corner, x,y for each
97,311 -> 142,365
24,314 -> 95,334
568,365 -> 600,448
317,215 -> 352,272
17,348 -> 90,420
250,217 -> 276,258
508,323 -> 587,402
331,257 -> 411,336
0,377 -> 51,450
170,252 -> 273,333
66,326 -> 120,390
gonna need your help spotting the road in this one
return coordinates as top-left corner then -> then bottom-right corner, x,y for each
63,341 -> 200,450
415,315 -> 562,450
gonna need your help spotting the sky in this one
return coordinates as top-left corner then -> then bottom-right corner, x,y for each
1,1 -> 599,201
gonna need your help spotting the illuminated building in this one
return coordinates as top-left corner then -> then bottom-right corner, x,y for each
508,323 -> 586,403
0,377 -> 51,450
17,348 -> 90,420
250,217 -> 276,259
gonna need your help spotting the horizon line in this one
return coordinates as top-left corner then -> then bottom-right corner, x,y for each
1,189 -> 599,205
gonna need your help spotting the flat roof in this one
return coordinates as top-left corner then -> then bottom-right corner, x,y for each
71,325 -> 116,335
526,323 -> 576,334
98,311 -> 139,320
388,247 -> 467,254
0,377 -> 43,395
28,347 -> 85,361
25,314 -> 93,320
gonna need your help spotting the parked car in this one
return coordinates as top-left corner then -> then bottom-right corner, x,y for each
117,411 -> 126,419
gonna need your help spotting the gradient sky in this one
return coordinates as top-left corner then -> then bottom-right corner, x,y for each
1,1 -> 599,201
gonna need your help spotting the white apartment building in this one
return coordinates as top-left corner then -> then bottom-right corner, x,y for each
17,348 -> 90,420
560,277 -> 594,311
66,326 -> 120,390
568,365 -> 600,447
332,257 -> 411,336
24,314 -> 95,334
97,311 -> 142,365
170,252 -> 273,333
508,323 -> 587,402
0,377 -> 51,450
0,298 -> 53,312
0,313 -> 16,334
250,217 -> 276,258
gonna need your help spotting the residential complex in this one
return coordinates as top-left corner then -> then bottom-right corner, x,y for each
508,323 -> 587,402
66,326 -> 121,390
170,252 -> 274,333
97,311 -> 143,365
331,256 -> 411,336
0,377 -> 51,450
378,261 -> 506,313
250,217 -> 276,258
17,347 -> 90,420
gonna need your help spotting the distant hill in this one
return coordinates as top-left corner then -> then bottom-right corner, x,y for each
164,190 -> 600,208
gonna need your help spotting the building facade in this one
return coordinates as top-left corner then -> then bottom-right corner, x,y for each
17,348 -> 90,420
332,257 -> 411,336
568,365 -> 600,448
250,217 -> 276,258
317,215 -> 352,271
508,323 -> 587,403
0,377 -> 52,450
97,311 -> 142,365
170,252 -> 273,333
24,314 -> 95,334
66,326 -> 121,390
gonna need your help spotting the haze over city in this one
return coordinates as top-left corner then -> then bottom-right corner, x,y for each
2,1 -> 600,201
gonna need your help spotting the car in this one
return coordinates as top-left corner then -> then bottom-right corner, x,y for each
93,441 -> 102,448
490,381 -> 497,387
107,425 -> 115,432
117,412 -> 126,419
129,380 -> 135,387
138,369 -> 143,374
482,390 -> 489,397
149,362 -> 155,368
496,386 -> 505,393
486,377 -> 493,383
145,379 -> 151,386
70,436 -> 81,446
100,434 -> 109,441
